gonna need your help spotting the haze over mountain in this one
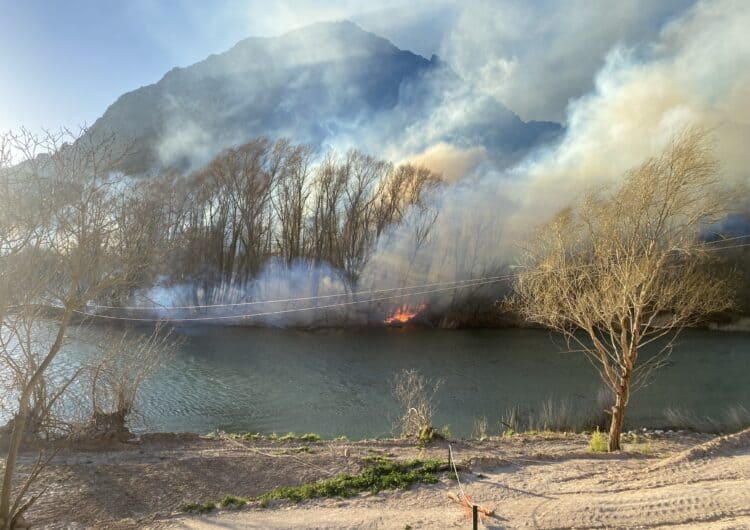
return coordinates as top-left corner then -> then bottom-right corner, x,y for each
86,21 -> 561,175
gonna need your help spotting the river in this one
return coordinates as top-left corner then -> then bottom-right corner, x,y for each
56,326 -> 750,438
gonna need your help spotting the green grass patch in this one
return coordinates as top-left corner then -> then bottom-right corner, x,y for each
269,432 -> 323,442
258,458 -> 445,503
181,501 -> 216,514
225,431 -> 322,442
228,432 -> 262,441
219,495 -> 247,508
181,458 -> 448,512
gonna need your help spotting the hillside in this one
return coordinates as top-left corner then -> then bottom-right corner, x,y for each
85,21 -> 561,174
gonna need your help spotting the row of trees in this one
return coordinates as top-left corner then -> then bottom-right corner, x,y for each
136,138 -> 441,304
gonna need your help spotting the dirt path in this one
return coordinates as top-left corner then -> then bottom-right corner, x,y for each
23,430 -> 750,529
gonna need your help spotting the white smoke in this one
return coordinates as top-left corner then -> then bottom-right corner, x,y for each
367,0 -> 750,287
130,0 -> 749,325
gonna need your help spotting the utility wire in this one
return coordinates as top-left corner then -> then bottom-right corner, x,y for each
92,238 -> 750,312
72,276 -> 510,323
88,274 -> 515,311
69,240 -> 750,322
704,233 -> 750,246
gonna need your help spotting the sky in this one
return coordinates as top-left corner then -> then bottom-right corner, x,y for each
0,0 -> 697,133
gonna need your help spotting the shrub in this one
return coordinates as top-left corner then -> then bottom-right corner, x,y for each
181,501 -> 216,514
589,427 -> 608,452
392,369 -> 442,442
472,416 -> 489,440
219,495 -> 248,508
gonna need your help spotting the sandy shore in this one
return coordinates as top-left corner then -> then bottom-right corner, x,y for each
22,429 -> 750,529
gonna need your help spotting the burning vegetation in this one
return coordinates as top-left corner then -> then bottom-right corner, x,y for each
384,304 -> 427,325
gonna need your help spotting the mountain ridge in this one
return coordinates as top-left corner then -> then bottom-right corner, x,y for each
86,20 -> 561,174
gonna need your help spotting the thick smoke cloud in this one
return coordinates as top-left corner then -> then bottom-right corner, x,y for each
365,0 -> 750,287
440,0 -> 696,123
129,0 -> 748,325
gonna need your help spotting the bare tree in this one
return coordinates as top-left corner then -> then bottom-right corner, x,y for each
82,325 -> 177,441
273,143 -> 314,264
511,128 -> 736,451
0,128 -> 160,529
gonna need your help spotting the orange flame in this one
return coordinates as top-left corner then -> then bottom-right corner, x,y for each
384,304 -> 426,325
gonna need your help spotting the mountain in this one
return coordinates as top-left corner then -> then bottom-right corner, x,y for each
87,21 -> 561,174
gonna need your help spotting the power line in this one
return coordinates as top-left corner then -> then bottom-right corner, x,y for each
703,241 -> 750,252
69,240 -> 750,323
73,276 -> 511,323
88,274 -> 515,312
704,233 -> 750,246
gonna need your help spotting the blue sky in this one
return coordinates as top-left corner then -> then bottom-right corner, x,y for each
0,0 -> 695,132
0,0 -> 452,132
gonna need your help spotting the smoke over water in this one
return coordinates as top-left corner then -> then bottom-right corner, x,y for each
116,0 -> 749,327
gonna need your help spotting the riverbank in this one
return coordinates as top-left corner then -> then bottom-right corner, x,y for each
23,428 -> 750,529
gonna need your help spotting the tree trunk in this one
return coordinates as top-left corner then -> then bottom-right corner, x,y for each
0,307 -> 72,529
608,379 -> 631,451
0,399 -> 29,530
608,398 -> 625,451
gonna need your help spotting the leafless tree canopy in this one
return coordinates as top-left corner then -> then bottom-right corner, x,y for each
511,127 -> 737,451
150,138 -> 442,304
0,128 -> 165,529
81,325 -> 177,441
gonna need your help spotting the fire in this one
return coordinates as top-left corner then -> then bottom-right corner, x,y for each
384,304 -> 426,325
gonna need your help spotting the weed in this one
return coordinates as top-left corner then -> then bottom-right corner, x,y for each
417,425 -> 443,446
500,391 -> 613,435
624,433 -> 653,455
263,432 -> 323,442
181,501 -> 216,514
227,432 -> 262,441
472,416 -> 489,441
219,495 -> 248,508
664,404 -> 750,433
589,427 -> 608,452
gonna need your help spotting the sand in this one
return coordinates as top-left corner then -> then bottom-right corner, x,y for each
22,429 -> 750,529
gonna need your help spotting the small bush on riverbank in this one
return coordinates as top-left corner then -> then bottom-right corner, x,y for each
392,369 -> 442,443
